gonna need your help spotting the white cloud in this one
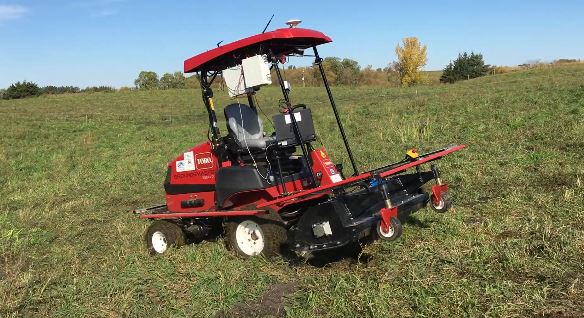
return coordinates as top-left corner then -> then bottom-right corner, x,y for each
0,4 -> 27,22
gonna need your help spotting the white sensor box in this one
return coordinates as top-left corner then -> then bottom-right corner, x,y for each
242,55 -> 272,88
223,65 -> 247,97
222,55 -> 272,97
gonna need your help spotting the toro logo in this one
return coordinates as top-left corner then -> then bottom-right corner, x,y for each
195,152 -> 214,170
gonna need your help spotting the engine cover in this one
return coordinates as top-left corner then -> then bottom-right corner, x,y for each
164,141 -> 218,212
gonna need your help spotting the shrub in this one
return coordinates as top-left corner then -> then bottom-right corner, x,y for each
360,65 -> 391,86
3,81 -> 41,99
384,61 -> 402,87
440,52 -> 491,83
82,86 -> 115,93
553,59 -> 581,65
277,66 -> 318,87
493,66 -> 520,74
41,86 -> 81,95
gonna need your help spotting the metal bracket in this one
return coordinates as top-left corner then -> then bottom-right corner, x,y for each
379,207 -> 398,233
431,184 -> 448,206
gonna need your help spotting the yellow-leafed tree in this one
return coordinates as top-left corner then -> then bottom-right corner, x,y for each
395,37 -> 427,87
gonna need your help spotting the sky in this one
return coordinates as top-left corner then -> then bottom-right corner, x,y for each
1,0 -> 583,88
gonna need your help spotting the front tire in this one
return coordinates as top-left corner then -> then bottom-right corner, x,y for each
431,192 -> 452,213
376,217 -> 402,241
145,220 -> 186,255
225,216 -> 286,258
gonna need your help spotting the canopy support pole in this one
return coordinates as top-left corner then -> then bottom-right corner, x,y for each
200,72 -> 220,142
313,46 -> 359,176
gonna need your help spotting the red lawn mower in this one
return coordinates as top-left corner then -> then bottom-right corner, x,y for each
134,21 -> 464,257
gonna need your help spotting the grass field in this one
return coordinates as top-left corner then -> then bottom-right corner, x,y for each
1,64 -> 583,317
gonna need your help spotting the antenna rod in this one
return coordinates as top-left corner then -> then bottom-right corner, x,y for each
262,14 -> 275,33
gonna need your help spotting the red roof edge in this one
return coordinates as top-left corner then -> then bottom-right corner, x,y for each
184,27 -> 332,73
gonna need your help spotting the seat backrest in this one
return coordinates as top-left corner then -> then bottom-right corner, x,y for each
224,103 -> 264,143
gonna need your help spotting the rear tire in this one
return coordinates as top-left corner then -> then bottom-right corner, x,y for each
225,215 -> 286,258
431,192 -> 452,213
145,220 -> 186,255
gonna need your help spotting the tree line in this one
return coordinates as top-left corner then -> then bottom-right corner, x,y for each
132,37 -> 491,91
0,82 -> 116,100
134,71 -> 200,90
9,36 -> 571,100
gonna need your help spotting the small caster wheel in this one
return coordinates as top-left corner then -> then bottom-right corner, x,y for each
376,217 -> 402,241
431,191 -> 452,213
145,220 -> 186,255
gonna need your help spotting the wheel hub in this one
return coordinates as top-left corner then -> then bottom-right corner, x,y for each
379,223 -> 395,237
151,231 -> 168,253
433,199 -> 445,210
236,220 -> 265,256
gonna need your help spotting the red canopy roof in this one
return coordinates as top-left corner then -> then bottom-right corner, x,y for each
183,28 -> 332,73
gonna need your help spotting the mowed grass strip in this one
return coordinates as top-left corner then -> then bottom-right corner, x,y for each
1,64 -> 583,317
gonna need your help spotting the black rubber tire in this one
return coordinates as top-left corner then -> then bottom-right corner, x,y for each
144,220 -> 186,255
431,192 -> 452,213
375,217 -> 403,241
225,215 -> 287,258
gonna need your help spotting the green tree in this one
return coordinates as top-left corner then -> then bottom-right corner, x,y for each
159,73 -> 174,89
312,57 -> 361,86
339,58 -> 362,86
312,57 -> 339,85
134,71 -> 159,90
159,72 -> 187,89
440,52 -> 491,83
185,74 -> 200,89
395,37 -> 427,87
172,72 -> 186,88
3,81 -> 41,99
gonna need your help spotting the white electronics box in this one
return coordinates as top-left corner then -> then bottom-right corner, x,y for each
242,55 -> 272,88
223,55 -> 272,97
223,65 -> 246,97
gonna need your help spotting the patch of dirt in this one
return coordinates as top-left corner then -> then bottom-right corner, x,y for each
0,253 -> 30,281
213,282 -> 299,318
464,215 -> 484,225
539,309 -> 583,318
534,171 -> 575,191
459,196 -> 494,208
80,218 -> 107,226
495,230 -> 522,240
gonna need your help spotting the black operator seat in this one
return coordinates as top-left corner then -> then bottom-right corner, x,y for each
224,103 -> 275,150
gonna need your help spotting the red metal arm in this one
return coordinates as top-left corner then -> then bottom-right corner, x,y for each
257,144 -> 465,208
140,210 -> 265,219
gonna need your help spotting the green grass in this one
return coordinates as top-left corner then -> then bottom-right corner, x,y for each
1,65 -> 583,317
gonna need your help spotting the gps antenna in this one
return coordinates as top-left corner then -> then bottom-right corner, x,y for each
262,14 -> 275,33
